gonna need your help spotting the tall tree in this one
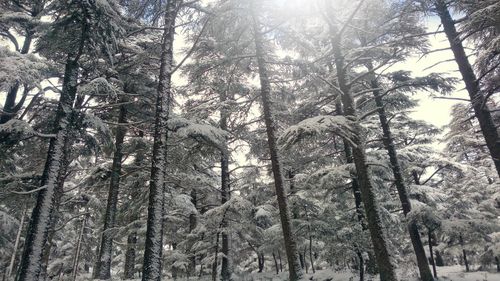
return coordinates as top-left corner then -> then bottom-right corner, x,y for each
433,0 -> 500,178
250,2 -> 304,280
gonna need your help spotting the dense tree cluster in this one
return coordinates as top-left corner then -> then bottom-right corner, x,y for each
0,0 -> 499,281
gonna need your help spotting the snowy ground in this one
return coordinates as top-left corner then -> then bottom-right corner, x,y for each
73,266 -> 499,281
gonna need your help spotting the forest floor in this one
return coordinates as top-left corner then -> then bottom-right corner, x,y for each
73,266 -> 499,281
235,266 -> 499,281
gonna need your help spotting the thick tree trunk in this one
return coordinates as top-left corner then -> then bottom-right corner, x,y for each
251,6 -> 304,281
124,230 -> 137,279
219,89 -> 231,281
72,216 -> 86,281
15,57 -> 79,281
428,230 -> 437,278
435,0 -> 500,178
7,205 -> 27,277
370,77 -> 434,281
94,104 -> 127,279
142,2 -> 178,281
332,37 -> 398,281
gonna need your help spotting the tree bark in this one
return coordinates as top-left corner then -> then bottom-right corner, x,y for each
94,104 -> 127,279
15,57 -> 79,281
331,35 -> 398,281
188,189 -> 197,277
250,5 -> 304,280
435,0 -> 500,178
142,1 -> 178,281
220,88 -> 231,281
370,76 -> 434,281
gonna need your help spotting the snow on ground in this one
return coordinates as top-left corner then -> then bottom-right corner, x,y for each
73,266 -> 499,281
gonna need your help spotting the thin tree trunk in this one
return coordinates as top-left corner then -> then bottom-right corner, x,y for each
142,2 -> 178,281
331,34 -> 398,281
72,216 -> 86,281
212,233 -> 220,281
428,229 -> 437,278
15,57 -> 79,281
356,251 -> 364,281
188,189 -> 197,277
94,104 -> 127,279
278,252 -> 283,272
273,253 -> 279,275
495,256 -> 500,272
435,0 -> 500,178
123,134 -> 144,280
370,75 -> 434,281
7,205 -> 27,277
303,206 -> 315,274
459,234 -> 470,272
250,5 -> 303,281
258,253 -> 264,273
220,88 -> 231,281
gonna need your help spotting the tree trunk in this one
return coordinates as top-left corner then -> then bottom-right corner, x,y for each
124,136 -> 145,280
273,253 -> 279,275
124,230 -> 137,279
72,216 -> 86,281
278,252 -> 283,272
459,234 -> 470,272
356,251 -> 364,281
188,189 -> 197,277
370,76 -> 434,281
258,253 -> 264,273
7,204 -> 27,277
435,0 -> 500,178
0,13 -> 37,126
495,256 -> 500,272
331,35 -> 398,281
212,233 -> 220,281
250,5 -> 304,281
220,88 -> 231,281
15,57 -> 79,281
94,104 -> 127,279
428,229 -> 437,278
142,1 -> 178,281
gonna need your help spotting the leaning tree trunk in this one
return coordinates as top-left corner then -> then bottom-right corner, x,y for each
94,104 -> 127,279
250,5 -> 304,281
435,0 -> 500,178
15,57 -> 79,281
219,88 -> 232,281
331,36 -> 398,281
370,75 -> 434,281
142,1 -> 178,281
